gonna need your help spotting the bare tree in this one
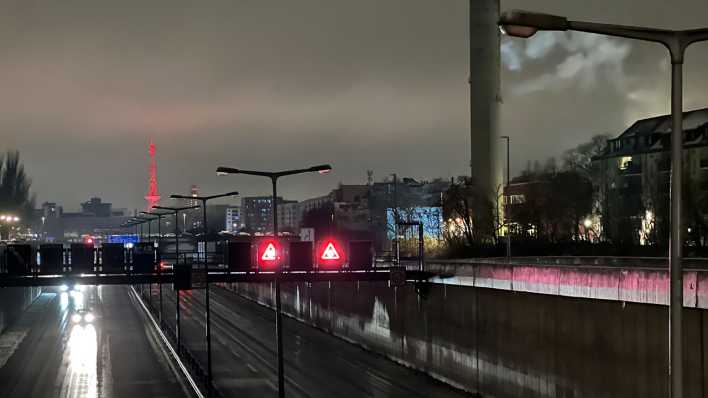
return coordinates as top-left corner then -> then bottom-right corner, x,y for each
0,150 -> 35,221
442,177 -> 495,246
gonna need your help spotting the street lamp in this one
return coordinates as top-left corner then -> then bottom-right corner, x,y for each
153,204 -> 200,350
133,216 -> 156,242
141,210 -> 171,325
130,217 -> 147,241
499,10 -> 708,396
171,191 -> 238,397
216,164 -> 331,398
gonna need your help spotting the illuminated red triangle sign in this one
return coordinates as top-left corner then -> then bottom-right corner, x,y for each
321,242 -> 341,260
261,242 -> 278,261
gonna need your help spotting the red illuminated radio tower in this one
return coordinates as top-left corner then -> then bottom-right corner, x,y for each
145,139 -> 161,210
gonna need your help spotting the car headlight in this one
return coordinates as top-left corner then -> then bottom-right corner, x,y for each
59,284 -> 69,292
83,313 -> 95,323
71,314 -> 82,323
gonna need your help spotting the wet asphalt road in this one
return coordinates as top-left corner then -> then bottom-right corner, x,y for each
154,284 -> 469,398
0,285 -> 190,398
0,282 -> 468,398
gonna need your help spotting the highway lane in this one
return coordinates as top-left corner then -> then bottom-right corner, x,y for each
0,285 -> 192,398
155,284 -> 469,398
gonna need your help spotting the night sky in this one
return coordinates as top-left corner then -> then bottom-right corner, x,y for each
1,0 -> 707,211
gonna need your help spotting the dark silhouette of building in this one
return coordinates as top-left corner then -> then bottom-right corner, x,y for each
593,107 -> 708,244
80,197 -> 112,217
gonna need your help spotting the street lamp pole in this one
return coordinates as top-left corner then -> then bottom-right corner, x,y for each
171,192 -> 238,397
153,205 -> 199,352
132,216 -> 152,298
500,135 -> 511,261
216,164 -> 331,398
499,10 -> 708,396
390,173 -> 399,265
142,211 -> 169,324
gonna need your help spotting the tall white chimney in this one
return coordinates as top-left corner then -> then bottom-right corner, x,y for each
468,0 -> 501,195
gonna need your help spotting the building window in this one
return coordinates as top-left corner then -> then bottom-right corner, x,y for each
619,156 -> 633,170
505,194 -> 525,205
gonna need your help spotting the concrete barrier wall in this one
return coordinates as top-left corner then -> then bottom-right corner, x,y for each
226,280 -> 708,397
424,261 -> 707,308
0,287 -> 42,333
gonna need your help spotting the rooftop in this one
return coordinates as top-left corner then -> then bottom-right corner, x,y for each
601,107 -> 708,157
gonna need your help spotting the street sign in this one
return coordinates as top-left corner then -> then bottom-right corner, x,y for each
101,243 -> 125,274
191,267 -> 207,289
132,242 -> 155,273
348,240 -> 373,270
39,244 -> 63,275
289,241 -> 313,271
6,244 -> 32,275
299,228 -> 315,242
174,263 -> 192,290
321,242 -> 340,260
390,266 -> 406,287
227,241 -> 253,272
316,239 -> 345,269
70,243 -> 94,274
257,239 -> 281,270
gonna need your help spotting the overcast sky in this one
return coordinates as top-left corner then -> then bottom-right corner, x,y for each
1,0 -> 707,211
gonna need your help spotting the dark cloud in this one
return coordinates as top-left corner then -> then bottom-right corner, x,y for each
0,0 -> 706,210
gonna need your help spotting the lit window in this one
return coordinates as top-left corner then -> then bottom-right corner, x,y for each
619,156 -> 632,170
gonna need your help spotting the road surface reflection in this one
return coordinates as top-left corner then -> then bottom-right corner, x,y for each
60,324 -> 98,398
59,285 -> 99,398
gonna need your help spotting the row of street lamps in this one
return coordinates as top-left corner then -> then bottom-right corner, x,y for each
123,163 -> 331,398
499,9 -> 708,397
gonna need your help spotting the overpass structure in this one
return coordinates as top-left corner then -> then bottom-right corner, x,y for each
4,242 -> 708,397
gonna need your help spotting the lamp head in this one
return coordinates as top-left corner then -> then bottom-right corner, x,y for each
309,164 -> 333,174
499,10 -> 568,38
216,166 -> 239,176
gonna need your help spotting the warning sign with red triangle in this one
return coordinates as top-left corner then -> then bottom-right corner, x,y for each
318,239 -> 345,268
321,242 -> 341,260
258,240 -> 280,269
261,242 -> 278,261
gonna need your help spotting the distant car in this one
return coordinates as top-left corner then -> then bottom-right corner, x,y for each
59,283 -> 83,293
71,309 -> 95,324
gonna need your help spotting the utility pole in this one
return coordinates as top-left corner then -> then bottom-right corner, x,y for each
391,173 -> 399,265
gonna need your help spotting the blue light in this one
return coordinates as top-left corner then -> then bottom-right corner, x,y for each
106,234 -> 139,244
386,207 -> 443,240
